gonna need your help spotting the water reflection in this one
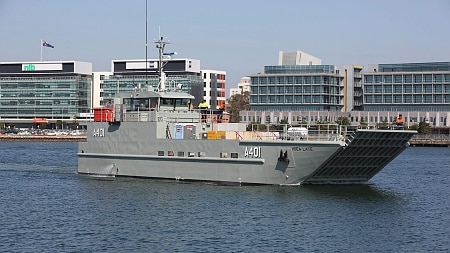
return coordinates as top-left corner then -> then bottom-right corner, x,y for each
300,184 -> 404,201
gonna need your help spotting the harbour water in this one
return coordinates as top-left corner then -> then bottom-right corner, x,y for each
0,142 -> 448,252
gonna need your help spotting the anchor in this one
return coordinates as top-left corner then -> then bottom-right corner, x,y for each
277,150 -> 290,163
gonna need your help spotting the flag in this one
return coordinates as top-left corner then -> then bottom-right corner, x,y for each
42,40 -> 54,48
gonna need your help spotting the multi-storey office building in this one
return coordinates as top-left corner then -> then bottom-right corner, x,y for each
0,61 -> 92,128
98,59 -> 225,109
363,62 -> 450,111
240,61 -> 450,128
249,64 -> 344,112
0,58 -> 225,129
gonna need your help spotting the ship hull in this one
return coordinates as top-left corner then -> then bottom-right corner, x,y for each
78,122 -> 416,185
78,122 -> 342,185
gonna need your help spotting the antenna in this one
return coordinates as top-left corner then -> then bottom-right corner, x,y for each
145,0 -> 148,87
154,34 -> 170,92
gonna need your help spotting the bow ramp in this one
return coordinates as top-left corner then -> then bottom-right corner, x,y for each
303,129 -> 416,184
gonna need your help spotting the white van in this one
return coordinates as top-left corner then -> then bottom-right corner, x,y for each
287,127 -> 308,140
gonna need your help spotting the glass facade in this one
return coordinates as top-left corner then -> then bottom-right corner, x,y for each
0,75 -> 91,119
249,65 -> 343,111
100,74 -> 204,106
363,62 -> 450,111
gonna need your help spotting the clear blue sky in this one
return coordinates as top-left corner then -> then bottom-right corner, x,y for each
1,0 -> 450,92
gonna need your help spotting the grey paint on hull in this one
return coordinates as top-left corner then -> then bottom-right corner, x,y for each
78,122 -> 342,185
78,122 -> 416,185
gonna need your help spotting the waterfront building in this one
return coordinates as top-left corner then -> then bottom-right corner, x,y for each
0,61 -> 92,128
240,58 -> 450,128
249,64 -> 344,112
363,62 -> 450,111
97,59 -> 225,109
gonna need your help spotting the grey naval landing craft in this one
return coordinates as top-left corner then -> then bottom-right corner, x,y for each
77,38 -> 416,185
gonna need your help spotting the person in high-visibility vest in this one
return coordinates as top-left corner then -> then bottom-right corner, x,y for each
396,114 -> 405,129
198,100 -> 208,121
198,100 -> 208,109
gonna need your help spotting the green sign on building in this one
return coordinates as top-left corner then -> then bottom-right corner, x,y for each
22,64 -> 36,71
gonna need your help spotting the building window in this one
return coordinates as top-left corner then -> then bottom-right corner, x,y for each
259,86 -> 267,94
384,95 -> 393,103
404,95 -> 412,103
276,86 -> 284,94
303,86 -> 311,93
374,85 -> 382,93
414,95 -> 422,103
312,86 -> 320,94
384,85 -> 392,93
287,76 -> 294,84
374,75 -> 382,83
424,85 -> 432,93
404,75 -> 412,83
285,86 -> 293,94
434,84 -> 442,93
374,95 -> 382,103
414,85 -> 422,93
384,75 -> 393,83
304,77 -> 312,84
414,74 -> 422,83
434,75 -> 443,83
394,85 -> 402,93
403,85 -> 412,93
444,74 -> 450,82
364,85 -> 373,93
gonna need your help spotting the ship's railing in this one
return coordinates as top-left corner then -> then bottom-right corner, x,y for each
236,124 -> 353,142
89,107 -> 230,124
90,106 -> 202,123
198,109 -> 229,124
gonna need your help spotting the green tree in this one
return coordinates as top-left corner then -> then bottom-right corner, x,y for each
228,91 -> 250,123
335,116 -> 351,126
56,120 -> 63,130
359,117 -> 368,128
408,124 -> 419,131
377,119 -> 389,129
418,121 -> 431,134
71,116 -> 79,130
